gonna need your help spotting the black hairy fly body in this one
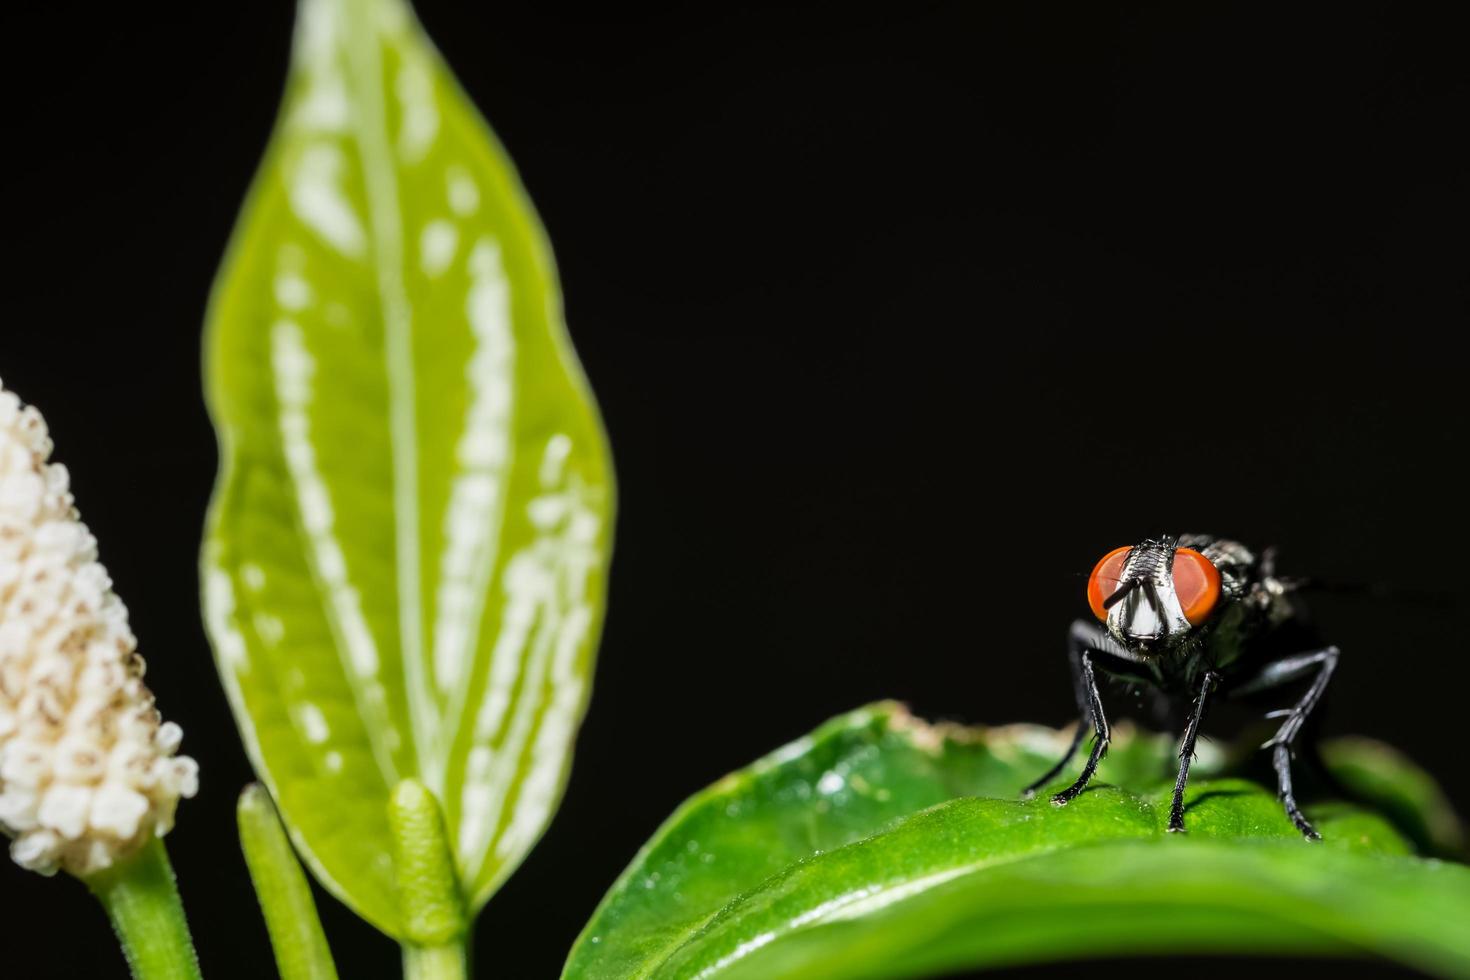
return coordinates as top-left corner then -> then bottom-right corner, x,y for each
1023,534 -> 1337,839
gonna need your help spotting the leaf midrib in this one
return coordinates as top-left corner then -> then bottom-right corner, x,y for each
341,0 -> 436,787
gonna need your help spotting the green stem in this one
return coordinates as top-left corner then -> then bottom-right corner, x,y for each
238,784 -> 340,980
401,940 -> 469,980
86,837 -> 203,980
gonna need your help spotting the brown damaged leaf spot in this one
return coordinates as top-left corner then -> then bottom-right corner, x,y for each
882,700 -> 1145,760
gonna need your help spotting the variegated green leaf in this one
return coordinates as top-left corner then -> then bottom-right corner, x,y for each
202,0 -> 613,935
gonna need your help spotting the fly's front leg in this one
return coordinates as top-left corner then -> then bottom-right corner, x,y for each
1020,713 -> 1087,799
1167,670 -> 1221,832
1234,646 -> 1340,840
1051,649 -> 1109,806
1021,624 -> 1093,798
1023,620 -> 1135,799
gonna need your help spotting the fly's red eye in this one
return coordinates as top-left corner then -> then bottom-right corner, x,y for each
1086,546 -> 1132,621
1172,548 -> 1221,625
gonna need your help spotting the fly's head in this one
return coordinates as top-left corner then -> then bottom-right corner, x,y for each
1086,535 -> 1223,655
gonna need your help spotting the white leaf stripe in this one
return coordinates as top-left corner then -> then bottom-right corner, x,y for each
203,561 -> 368,915
271,321 -> 401,783
432,236 -> 516,778
456,438 -> 603,885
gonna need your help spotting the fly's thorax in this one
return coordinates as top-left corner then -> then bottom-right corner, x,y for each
1186,535 -> 1292,631
1195,600 -> 1249,668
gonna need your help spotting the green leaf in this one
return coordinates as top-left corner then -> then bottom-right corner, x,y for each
563,703 -> 1470,979
1322,735 -> 1467,859
202,0 -> 612,936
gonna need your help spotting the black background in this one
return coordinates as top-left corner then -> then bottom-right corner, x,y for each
1,2 -> 1466,978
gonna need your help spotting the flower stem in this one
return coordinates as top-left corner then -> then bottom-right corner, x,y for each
86,837 -> 203,980
402,940 -> 469,980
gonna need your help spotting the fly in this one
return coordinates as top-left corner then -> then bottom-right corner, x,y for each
1022,534 -> 1337,839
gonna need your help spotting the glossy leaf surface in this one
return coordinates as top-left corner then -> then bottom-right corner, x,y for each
203,0 -> 612,934
565,704 -> 1470,979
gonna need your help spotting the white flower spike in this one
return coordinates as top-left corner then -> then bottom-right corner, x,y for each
0,378 -> 198,876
